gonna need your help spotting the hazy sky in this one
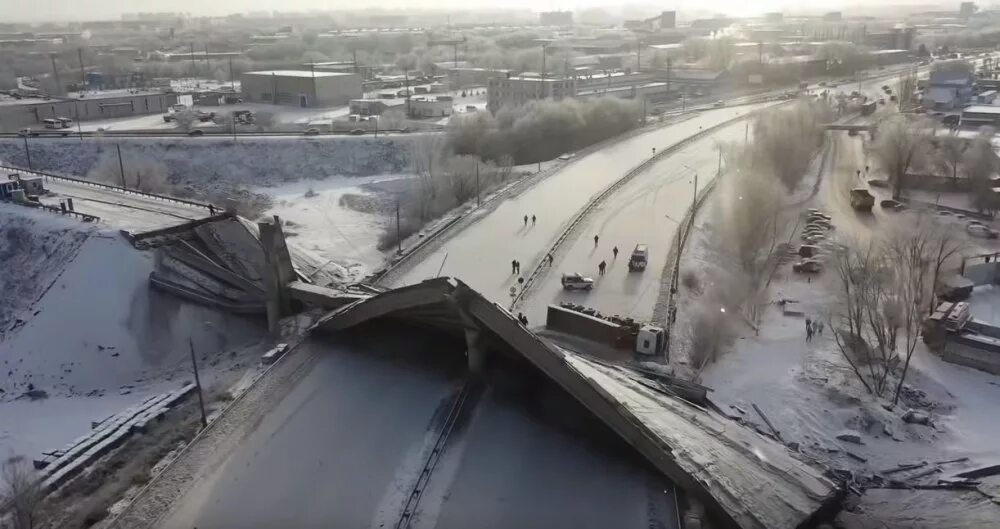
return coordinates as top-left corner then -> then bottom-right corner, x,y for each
0,0 -> 935,23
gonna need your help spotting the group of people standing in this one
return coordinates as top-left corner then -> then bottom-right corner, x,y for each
805,317 -> 825,341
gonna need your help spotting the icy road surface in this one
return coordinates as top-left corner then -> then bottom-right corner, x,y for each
389,102 -> 776,304
521,117 -> 757,325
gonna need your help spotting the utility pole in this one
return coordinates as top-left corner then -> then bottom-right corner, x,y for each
395,201 -> 402,254
116,144 -> 126,188
636,39 -> 641,72
717,146 -> 723,176
77,47 -> 86,86
540,43 -> 547,99
404,70 -> 411,117
22,136 -> 31,170
229,56 -> 235,91
49,54 -> 62,96
188,338 -> 208,429
75,102 -> 83,140
476,162 -> 480,207
189,42 -> 196,77
744,121 -> 749,145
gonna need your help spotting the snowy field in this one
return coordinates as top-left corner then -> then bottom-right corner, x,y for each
1,134 -> 411,183
0,205 -> 269,459
672,132 -> 1000,486
260,175 -> 409,278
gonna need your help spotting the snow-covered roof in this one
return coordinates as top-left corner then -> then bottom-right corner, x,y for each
243,70 -> 354,78
962,105 -> 1000,115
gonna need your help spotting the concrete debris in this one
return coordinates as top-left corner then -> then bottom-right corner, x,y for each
955,464 -> 1000,480
836,430 -> 863,444
901,409 -> 931,425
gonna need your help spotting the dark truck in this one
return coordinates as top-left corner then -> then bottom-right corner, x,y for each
546,304 -> 665,356
860,101 -> 877,116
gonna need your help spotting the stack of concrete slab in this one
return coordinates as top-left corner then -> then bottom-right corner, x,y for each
34,384 -> 195,493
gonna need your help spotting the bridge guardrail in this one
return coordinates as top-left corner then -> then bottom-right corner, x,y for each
0,165 -> 215,212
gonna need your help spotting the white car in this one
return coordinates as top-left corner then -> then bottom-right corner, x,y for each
966,224 -> 998,239
561,273 -> 594,290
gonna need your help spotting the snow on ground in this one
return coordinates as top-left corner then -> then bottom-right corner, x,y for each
0,207 -> 268,459
0,135 -> 412,197
673,131 -> 1000,482
259,175 -> 409,278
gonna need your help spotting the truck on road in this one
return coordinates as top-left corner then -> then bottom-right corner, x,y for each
628,244 -> 648,272
545,304 -> 666,356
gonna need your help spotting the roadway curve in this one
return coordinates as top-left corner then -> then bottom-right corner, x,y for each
386,102 -> 777,304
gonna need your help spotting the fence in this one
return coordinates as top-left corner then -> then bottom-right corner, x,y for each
0,164 -> 215,212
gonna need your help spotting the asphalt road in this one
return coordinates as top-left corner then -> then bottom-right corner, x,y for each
389,102 -> 776,303
521,117 -> 753,326
158,327 -> 679,529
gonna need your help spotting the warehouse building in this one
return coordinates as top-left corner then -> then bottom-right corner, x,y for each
0,91 -> 177,132
240,70 -> 362,107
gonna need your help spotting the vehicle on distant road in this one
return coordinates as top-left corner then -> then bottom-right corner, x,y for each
850,188 -> 875,211
967,224 -> 999,239
17,128 -> 37,137
713,100 -> 725,107
303,128 -> 320,136
628,244 -> 648,272
561,273 -> 594,290
880,199 -> 905,211
57,117 -> 73,128
793,259 -> 824,274
187,129 -> 204,136
350,128 -> 365,135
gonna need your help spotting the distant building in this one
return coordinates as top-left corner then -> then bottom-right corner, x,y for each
960,2 -> 977,18
151,50 -> 245,62
240,70 -> 362,107
658,11 -> 676,29
865,27 -> 916,50
409,96 -> 453,118
924,68 -> 975,110
0,91 -> 177,132
961,104 -> 1000,126
540,11 -> 573,26
446,67 -> 512,90
823,11 -> 843,21
764,12 -> 784,23
487,76 -> 576,111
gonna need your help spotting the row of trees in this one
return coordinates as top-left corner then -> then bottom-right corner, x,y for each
685,101 -> 833,370
829,217 -> 964,403
447,97 -> 643,165
873,114 -> 999,213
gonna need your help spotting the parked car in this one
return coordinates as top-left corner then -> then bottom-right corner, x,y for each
798,245 -> 820,258
966,224 -> 999,239
17,128 -> 37,137
880,199 -> 905,211
350,128 -> 366,135
303,128 -> 320,136
713,100 -> 725,107
793,259 -> 824,273
561,273 -> 594,290
187,129 -> 204,136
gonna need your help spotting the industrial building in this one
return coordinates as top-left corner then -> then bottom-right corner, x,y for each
409,96 -> 453,118
924,68 -> 975,110
0,91 -> 178,132
446,67 -> 512,90
240,70 -> 362,107
487,77 -> 577,111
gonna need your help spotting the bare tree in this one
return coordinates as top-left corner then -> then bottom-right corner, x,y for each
964,132 -> 1000,213
173,109 -> 198,132
828,240 -> 898,397
873,114 -> 930,199
2,454 -> 44,529
896,70 -> 919,112
934,135 -> 965,186
926,219 -> 967,314
884,218 -> 933,404
747,101 -> 832,192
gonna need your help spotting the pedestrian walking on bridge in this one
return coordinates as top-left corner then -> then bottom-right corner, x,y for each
612,246 -> 619,259
523,215 -> 528,227
594,234 -> 600,247
805,317 -> 813,342
531,214 -> 536,225
511,259 -> 517,274
598,260 -> 607,276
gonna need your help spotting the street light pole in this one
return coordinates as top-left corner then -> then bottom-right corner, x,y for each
116,143 -> 126,188
22,136 -> 32,170
188,338 -> 208,429
395,200 -> 402,254
476,162 -> 480,207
